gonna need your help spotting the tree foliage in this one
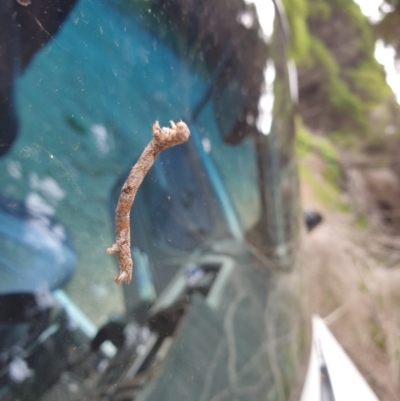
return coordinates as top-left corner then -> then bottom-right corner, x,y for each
282,0 -> 391,136
280,0 -> 310,62
374,0 -> 400,58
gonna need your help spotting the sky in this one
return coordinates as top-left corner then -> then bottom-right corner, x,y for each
353,0 -> 383,22
353,0 -> 400,102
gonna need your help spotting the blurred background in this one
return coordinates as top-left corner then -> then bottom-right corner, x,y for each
278,0 -> 400,400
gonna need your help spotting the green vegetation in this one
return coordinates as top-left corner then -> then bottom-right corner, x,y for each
296,121 -> 341,183
281,0 -> 310,62
348,61 -> 389,106
300,163 -> 348,211
354,216 -> 368,229
296,121 -> 349,211
370,319 -> 387,352
328,130 -> 357,146
282,0 -> 390,134
297,125 -> 338,162
309,37 -> 367,129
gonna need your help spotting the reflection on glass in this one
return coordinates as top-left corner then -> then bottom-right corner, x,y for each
0,1 -> 307,400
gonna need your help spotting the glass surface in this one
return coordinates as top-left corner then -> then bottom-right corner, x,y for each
0,0 -> 309,400
196,102 -> 261,231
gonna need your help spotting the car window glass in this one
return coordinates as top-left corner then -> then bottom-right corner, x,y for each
196,102 -> 261,231
1,0 -> 207,324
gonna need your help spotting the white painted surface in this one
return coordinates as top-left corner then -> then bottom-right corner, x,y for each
299,332 -> 320,401
313,316 -> 380,401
